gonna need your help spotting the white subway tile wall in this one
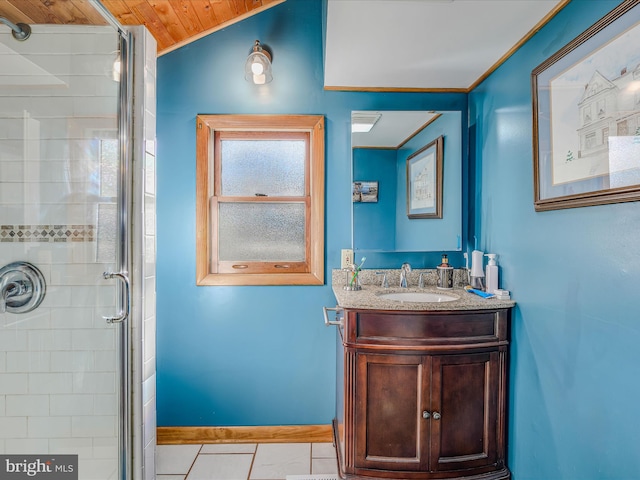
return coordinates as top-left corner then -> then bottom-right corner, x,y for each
131,25 -> 158,480
0,23 -> 157,480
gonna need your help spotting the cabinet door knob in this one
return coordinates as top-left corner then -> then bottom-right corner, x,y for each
432,411 -> 441,420
422,411 -> 431,419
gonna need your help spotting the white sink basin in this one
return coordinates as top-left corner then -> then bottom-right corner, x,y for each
378,291 -> 459,303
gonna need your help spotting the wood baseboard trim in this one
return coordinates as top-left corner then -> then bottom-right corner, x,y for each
157,425 -> 333,445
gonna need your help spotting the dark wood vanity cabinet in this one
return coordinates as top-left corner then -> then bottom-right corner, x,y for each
334,308 -> 511,480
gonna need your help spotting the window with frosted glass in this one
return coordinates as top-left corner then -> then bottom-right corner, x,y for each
220,139 -> 306,197
218,203 -> 306,261
196,115 -> 325,286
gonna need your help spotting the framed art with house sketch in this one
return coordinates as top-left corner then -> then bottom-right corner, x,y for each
532,0 -> 640,211
406,135 -> 443,218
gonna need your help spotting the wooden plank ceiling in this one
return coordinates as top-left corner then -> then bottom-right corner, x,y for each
0,0 -> 286,55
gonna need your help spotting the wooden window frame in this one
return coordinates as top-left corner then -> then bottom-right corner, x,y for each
196,114 -> 325,286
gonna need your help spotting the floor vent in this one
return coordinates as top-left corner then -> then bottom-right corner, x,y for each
286,475 -> 341,480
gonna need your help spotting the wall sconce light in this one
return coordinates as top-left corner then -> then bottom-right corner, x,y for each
245,40 -> 272,85
351,113 -> 381,133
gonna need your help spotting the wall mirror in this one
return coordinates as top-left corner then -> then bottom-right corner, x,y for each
352,110 -> 462,254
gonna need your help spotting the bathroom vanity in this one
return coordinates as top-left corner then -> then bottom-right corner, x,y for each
331,283 -> 514,480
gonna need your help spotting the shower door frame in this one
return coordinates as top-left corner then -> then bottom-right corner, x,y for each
90,2 -> 136,479
114,30 -> 134,480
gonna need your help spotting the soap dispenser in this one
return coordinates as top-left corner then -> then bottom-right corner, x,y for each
436,254 -> 454,290
485,254 -> 499,294
470,249 -> 485,290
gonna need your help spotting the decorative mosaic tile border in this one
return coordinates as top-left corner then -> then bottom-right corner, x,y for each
0,225 -> 95,243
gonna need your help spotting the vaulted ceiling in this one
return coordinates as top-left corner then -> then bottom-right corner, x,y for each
0,0 -> 285,55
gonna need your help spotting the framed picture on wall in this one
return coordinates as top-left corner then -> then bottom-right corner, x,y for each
352,181 -> 378,202
532,1 -> 640,212
406,135 -> 444,218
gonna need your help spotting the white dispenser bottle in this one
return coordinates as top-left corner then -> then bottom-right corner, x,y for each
485,254 -> 499,294
470,250 -> 485,290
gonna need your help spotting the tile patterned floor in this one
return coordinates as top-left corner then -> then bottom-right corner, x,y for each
156,442 -> 339,480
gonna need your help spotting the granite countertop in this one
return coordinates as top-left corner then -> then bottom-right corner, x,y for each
331,269 -> 515,311
332,285 -> 515,311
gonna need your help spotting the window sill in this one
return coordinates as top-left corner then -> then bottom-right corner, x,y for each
196,272 -> 324,286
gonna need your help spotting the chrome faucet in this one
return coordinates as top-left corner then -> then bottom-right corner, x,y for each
399,263 -> 412,288
0,262 -> 46,314
0,273 -> 28,314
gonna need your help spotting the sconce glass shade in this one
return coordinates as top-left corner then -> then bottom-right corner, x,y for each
245,40 -> 272,85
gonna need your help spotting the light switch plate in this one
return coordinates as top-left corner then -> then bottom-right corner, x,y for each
341,249 -> 353,269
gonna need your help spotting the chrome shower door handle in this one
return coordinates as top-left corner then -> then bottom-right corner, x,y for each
103,272 -> 130,324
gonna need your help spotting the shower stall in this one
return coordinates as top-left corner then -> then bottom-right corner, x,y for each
0,5 -> 156,480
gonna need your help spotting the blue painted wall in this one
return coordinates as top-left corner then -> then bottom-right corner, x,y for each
157,0 -> 640,480
394,112 -> 462,252
353,148 -> 397,251
156,0 -> 466,427
157,0 -> 640,476
469,0 -> 640,478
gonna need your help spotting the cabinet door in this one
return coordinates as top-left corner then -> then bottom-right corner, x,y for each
354,353 -> 428,471
429,351 -> 500,472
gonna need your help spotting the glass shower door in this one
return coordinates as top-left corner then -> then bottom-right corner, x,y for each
0,24 -> 129,479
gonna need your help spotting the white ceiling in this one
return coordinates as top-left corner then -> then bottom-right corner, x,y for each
325,0 -> 566,91
351,110 -> 439,148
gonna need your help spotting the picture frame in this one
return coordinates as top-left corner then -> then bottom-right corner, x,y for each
352,181 -> 378,203
532,1 -> 640,212
406,135 -> 444,218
